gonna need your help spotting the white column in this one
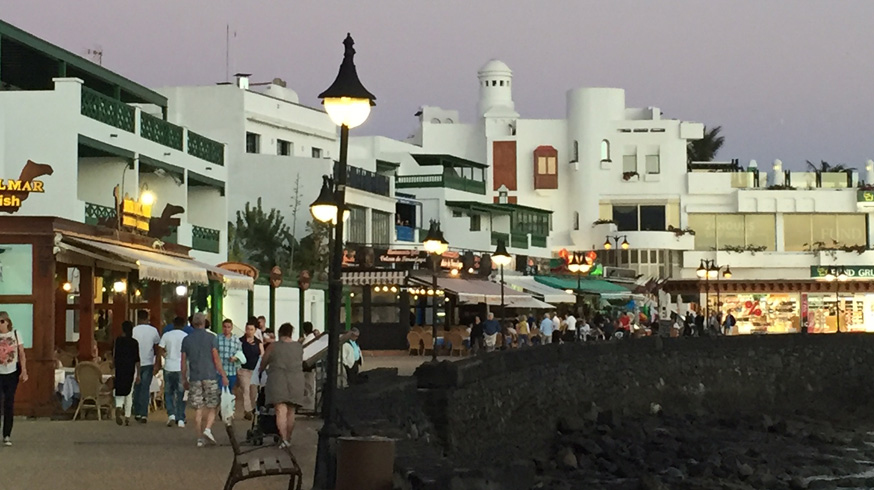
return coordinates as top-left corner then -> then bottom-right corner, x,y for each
775,213 -> 785,252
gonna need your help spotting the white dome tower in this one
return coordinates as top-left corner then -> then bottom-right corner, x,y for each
477,59 -> 514,117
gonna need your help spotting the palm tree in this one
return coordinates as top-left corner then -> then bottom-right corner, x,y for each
687,125 -> 725,162
806,160 -> 853,172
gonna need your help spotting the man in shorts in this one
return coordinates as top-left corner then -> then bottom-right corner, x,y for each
181,313 -> 228,447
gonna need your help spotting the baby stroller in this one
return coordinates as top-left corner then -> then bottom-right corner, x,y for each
246,374 -> 279,445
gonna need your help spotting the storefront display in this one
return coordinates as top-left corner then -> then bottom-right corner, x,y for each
719,293 -> 800,334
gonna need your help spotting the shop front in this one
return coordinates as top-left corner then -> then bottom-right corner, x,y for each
0,216 -> 252,416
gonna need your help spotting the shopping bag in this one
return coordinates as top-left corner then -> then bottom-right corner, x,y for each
221,386 -> 236,425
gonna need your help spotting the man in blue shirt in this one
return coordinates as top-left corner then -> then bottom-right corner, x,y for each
482,313 -> 501,352
540,313 -> 555,344
163,316 -> 194,335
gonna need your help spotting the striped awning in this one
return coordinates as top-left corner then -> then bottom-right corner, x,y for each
341,270 -> 408,286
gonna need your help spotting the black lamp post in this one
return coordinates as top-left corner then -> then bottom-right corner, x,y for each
492,239 -> 512,323
567,251 -> 593,315
602,235 -> 630,268
825,266 -> 848,333
696,259 -> 731,331
422,220 -> 449,362
311,33 -> 375,490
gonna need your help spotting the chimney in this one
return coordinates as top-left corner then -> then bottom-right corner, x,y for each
234,73 -> 251,90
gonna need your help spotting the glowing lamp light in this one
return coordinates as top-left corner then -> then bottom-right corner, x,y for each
318,34 -> 376,129
135,290 -> 142,297
825,271 -> 836,282
139,190 -> 156,206
492,240 -> 512,267
838,271 -> 849,282
723,266 -> 732,279
620,237 -> 630,250
62,282 -> 73,292
175,285 -> 188,297
323,97 -> 372,129
113,280 -> 127,293
567,253 -> 581,273
390,286 -> 398,293
603,239 -> 612,250
565,289 -> 574,294
310,175 -> 338,224
450,268 -> 459,276
422,221 -> 449,255
696,260 -> 707,279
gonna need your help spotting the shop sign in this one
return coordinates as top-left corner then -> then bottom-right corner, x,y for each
378,249 -> 427,265
216,261 -> 259,281
810,266 -> 874,278
800,293 -> 809,330
269,266 -> 282,288
857,190 -> 874,207
0,160 -> 53,214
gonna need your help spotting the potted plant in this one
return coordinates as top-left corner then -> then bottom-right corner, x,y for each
622,171 -> 640,181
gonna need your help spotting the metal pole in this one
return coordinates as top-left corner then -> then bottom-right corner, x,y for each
269,283 -> 276,330
299,287 -> 305,332
432,254 -> 438,362
836,283 -> 840,334
500,264 -> 505,325
314,124 -> 349,489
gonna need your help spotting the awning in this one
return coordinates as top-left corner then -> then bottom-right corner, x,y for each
342,270 -> 408,286
410,276 -> 531,305
503,276 -> 576,303
533,276 -> 633,299
506,296 -> 555,309
62,237 -> 209,284
194,260 -> 254,290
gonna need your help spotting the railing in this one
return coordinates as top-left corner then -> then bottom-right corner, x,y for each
187,131 -> 225,166
81,87 -> 135,133
396,225 -> 415,242
395,173 -> 486,195
84,202 -> 117,226
510,234 -> 528,249
530,235 -> 547,248
491,231 -> 509,246
164,226 -> 178,245
336,162 -> 390,197
192,225 -> 221,253
140,112 -> 183,150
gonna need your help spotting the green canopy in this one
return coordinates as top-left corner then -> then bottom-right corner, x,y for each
533,276 -> 632,298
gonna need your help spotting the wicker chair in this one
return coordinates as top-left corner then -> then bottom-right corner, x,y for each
406,331 -> 422,356
420,331 -> 434,356
73,361 -> 113,421
448,332 -> 467,357
224,421 -> 302,490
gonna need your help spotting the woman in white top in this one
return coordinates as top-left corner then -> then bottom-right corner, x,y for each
0,311 -> 28,446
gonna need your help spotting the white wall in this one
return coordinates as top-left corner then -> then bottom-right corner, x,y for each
224,285 -> 326,333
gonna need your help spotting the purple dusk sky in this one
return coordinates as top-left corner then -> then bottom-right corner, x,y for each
3,1 -> 873,169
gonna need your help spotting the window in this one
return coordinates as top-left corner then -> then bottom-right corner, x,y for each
347,206 -> 367,244
245,132 -> 260,154
572,141 -> 579,162
613,206 -> 639,232
470,214 -> 481,232
645,154 -> 660,174
533,146 -> 558,190
622,154 -> 637,174
372,211 -> 391,245
573,211 -> 580,231
452,210 -> 463,218
511,211 -> 549,237
688,214 -> 777,251
311,147 -> 323,158
600,140 -> 610,161
782,214 -> 866,251
277,139 -> 292,156
612,205 -> 667,232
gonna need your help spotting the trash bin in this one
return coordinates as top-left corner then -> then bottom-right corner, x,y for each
335,436 -> 395,490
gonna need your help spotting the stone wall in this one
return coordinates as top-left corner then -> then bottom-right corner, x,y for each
338,335 -> 874,488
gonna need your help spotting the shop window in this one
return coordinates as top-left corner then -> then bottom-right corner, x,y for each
245,132 -> 260,154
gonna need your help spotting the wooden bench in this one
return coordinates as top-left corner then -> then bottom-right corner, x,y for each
224,422 -> 303,490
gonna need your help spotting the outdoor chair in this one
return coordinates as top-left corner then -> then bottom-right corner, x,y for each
224,421 -> 302,490
406,331 -> 422,356
98,360 -> 113,375
448,332 -> 467,357
420,331 -> 434,357
73,361 -> 113,421
58,351 -> 76,368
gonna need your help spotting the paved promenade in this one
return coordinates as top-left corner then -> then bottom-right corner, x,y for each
2,355 -> 448,490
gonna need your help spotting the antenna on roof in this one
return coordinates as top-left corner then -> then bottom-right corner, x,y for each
85,45 -> 103,66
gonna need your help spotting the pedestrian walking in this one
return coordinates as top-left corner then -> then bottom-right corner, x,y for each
469,316 -> 484,355
341,328 -> 363,385
540,313 -> 555,344
113,321 -> 139,426
482,313 -> 500,352
723,311 -> 736,335
516,315 -> 530,347
131,310 -> 160,423
0,311 -> 28,446
237,320 -> 263,420
181,313 -> 229,447
217,319 -> 243,393
261,323 -> 305,448
159,316 -> 188,427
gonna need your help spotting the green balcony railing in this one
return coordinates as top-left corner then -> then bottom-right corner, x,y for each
81,87 -> 135,133
140,112 -> 183,150
164,226 -> 178,245
396,173 -> 485,195
192,225 -> 221,253
187,131 -> 225,166
510,234 -> 528,249
491,231 -> 509,246
84,202 -> 117,226
530,235 -> 547,248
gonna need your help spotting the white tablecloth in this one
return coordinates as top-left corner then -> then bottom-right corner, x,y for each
55,368 -> 161,410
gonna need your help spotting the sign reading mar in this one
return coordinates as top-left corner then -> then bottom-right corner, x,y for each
0,160 -> 53,213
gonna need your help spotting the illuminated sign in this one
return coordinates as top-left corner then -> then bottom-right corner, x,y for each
0,160 -> 53,213
216,262 -> 260,281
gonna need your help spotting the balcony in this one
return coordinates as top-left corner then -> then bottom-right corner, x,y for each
510,234 -> 528,249
396,173 -> 486,195
80,86 -> 225,166
335,162 -> 390,197
192,225 -> 221,253
396,225 -> 415,242
84,202 -> 116,226
491,231 -> 509,246
530,235 -> 547,248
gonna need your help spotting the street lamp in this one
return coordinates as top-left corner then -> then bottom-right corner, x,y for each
492,239 -> 512,325
423,220 -> 448,362
696,259 -> 731,332
567,251 -> 592,315
824,266 -> 848,333
603,235 -> 630,251
313,33 -> 375,490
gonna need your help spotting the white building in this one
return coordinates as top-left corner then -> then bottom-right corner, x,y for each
160,76 -> 398,248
